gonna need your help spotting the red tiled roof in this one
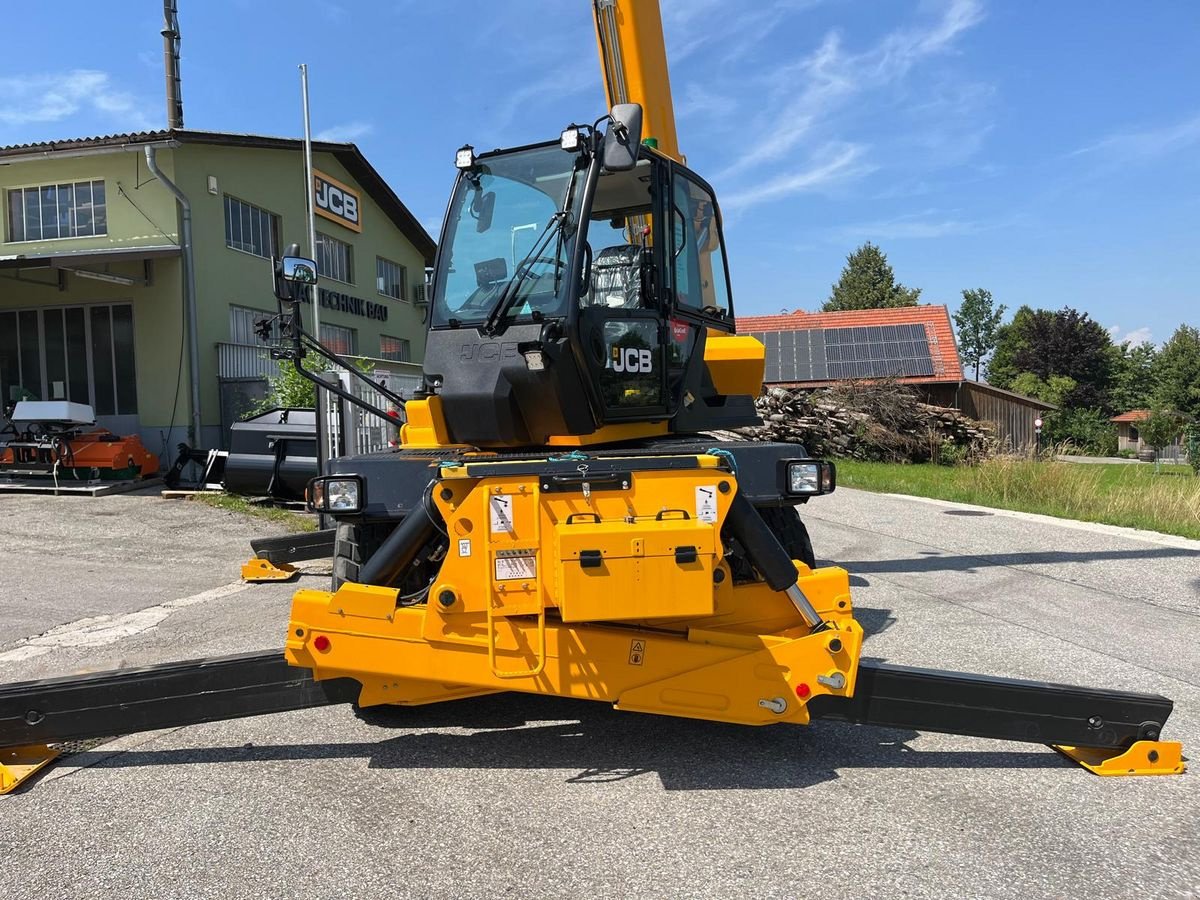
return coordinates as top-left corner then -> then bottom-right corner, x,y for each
1111,409 -> 1151,423
737,305 -> 964,383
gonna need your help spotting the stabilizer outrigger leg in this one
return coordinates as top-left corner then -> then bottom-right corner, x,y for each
0,651 -> 358,794
0,644 -> 1185,793
808,661 -> 1185,776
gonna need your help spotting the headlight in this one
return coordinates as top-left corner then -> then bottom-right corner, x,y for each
788,462 -> 820,494
326,479 -> 360,511
307,475 -> 364,514
782,459 -> 836,496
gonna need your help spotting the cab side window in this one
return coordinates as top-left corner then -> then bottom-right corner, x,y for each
670,173 -> 731,318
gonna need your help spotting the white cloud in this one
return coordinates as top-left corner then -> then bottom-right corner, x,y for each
837,211 -> 980,240
1108,325 -> 1154,348
314,121 -> 374,143
719,0 -> 985,179
722,143 -> 873,211
0,70 -> 151,129
1072,113 -> 1200,163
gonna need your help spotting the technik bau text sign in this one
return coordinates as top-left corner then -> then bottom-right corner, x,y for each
313,169 -> 361,233
313,287 -> 388,321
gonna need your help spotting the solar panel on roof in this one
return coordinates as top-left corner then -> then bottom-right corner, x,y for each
750,323 -> 938,384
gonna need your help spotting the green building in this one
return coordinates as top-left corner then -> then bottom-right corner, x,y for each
0,129 -> 436,457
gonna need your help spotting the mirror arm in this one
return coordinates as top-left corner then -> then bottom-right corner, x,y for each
298,334 -> 409,409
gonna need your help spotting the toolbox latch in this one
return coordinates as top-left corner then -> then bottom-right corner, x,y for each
579,550 -> 603,569
675,546 -> 698,564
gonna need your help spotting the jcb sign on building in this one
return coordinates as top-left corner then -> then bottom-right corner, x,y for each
313,169 -> 361,233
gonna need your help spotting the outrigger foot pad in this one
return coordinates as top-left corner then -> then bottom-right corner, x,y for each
0,744 -> 59,795
241,557 -> 299,583
1053,740 -> 1186,776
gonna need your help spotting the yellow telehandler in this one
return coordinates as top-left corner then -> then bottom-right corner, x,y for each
0,0 -> 1183,794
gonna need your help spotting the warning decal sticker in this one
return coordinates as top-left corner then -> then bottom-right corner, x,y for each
628,639 -> 646,666
489,494 -> 514,534
695,485 -> 718,523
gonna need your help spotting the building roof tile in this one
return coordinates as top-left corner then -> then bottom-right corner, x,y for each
1111,409 -> 1152,423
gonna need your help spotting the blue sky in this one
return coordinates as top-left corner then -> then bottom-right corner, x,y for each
2,0 -> 1197,348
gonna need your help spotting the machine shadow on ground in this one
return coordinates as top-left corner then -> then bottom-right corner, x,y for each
59,690 -> 1069,793
838,545 -> 1199,576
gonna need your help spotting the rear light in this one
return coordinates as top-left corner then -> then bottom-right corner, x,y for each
795,683 -> 811,699
313,635 -> 331,653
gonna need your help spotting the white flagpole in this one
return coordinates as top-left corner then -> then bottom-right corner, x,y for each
300,63 -> 320,339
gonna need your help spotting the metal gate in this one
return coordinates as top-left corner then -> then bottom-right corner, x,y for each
317,368 -> 423,460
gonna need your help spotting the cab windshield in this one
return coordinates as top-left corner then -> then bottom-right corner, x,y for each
431,144 -> 586,328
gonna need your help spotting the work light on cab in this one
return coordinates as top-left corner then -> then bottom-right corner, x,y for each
455,144 -> 476,169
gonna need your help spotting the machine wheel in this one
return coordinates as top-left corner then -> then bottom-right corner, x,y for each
331,521 -> 391,590
759,506 -> 817,570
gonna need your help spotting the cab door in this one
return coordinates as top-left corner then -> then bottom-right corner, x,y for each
577,156 -> 672,423
664,165 -> 736,412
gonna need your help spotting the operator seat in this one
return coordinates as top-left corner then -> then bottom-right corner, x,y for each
588,244 -> 644,309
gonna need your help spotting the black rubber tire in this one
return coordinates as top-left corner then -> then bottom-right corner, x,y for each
331,521 -> 391,590
757,506 -> 817,570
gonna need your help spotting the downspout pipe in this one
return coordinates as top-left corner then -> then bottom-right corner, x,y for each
144,145 -> 203,452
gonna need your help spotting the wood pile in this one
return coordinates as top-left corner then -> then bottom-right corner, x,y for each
714,381 -> 995,463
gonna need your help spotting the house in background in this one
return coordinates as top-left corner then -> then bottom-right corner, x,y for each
737,305 -> 1055,451
1111,409 -> 1186,460
1112,410 -> 1150,453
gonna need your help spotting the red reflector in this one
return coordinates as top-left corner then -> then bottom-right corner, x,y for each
795,683 -> 811,699
313,635 -> 331,652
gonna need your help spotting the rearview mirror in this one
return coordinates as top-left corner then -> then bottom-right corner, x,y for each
602,103 -> 643,172
473,190 -> 496,233
280,256 -> 318,284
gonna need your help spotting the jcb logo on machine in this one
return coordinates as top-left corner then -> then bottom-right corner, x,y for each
610,346 -> 653,373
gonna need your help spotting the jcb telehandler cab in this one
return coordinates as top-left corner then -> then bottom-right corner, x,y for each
422,105 -> 762,447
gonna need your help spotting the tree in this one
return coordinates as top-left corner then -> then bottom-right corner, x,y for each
985,306 -> 1113,408
1109,341 -> 1158,412
1140,407 -> 1185,472
953,288 -> 1006,381
824,242 -> 921,311
985,305 -> 1035,388
1010,373 -> 1077,409
1152,325 -> 1200,420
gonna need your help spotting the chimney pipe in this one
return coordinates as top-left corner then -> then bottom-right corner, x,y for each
162,0 -> 183,129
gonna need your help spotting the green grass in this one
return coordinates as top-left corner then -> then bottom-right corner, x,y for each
836,458 -> 1200,540
192,492 -> 317,533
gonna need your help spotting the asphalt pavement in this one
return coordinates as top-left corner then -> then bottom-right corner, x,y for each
0,488 -> 1197,899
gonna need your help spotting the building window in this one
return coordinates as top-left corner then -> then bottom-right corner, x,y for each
376,256 -> 406,300
320,323 -> 356,355
380,335 -> 411,362
6,180 -> 107,242
224,195 -> 279,258
0,303 -> 136,415
316,232 -> 353,283
229,305 -> 276,345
